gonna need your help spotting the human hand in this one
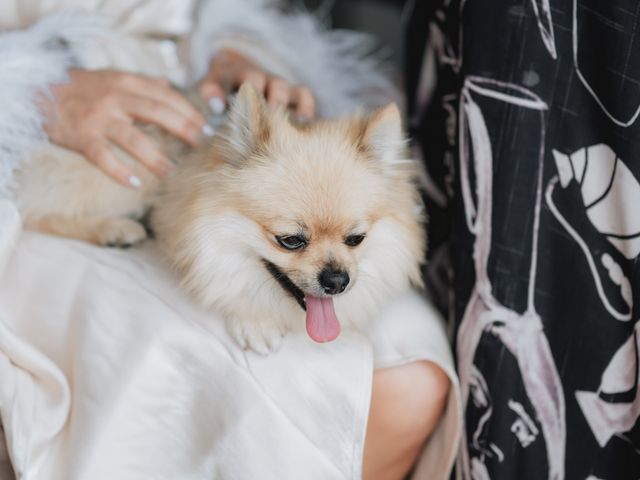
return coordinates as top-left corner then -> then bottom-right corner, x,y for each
198,49 -> 316,121
43,69 -> 210,188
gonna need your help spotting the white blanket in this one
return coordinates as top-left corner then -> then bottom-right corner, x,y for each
0,201 -> 461,479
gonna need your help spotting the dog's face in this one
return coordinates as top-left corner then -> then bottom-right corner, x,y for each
170,82 -> 425,342
246,147 -> 386,326
199,84 -> 425,342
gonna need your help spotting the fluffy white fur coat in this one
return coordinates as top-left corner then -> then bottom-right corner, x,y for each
0,13 -> 106,199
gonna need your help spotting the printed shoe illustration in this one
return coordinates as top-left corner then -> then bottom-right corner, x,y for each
549,144 -> 637,321
457,77 -> 565,480
575,323 -> 640,449
531,0 -> 557,59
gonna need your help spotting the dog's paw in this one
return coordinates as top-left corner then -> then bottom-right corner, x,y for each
98,218 -> 147,248
226,318 -> 287,355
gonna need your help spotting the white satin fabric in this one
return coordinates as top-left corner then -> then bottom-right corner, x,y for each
0,202 -> 460,479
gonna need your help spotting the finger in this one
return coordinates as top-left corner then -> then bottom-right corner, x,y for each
290,86 -> 316,120
199,81 -> 227,114
106,121 -> 174,179
150,76 -> 171,87
292,87 -> 316,119
83,139 -> 142,189
204,54 -> 239,93
266,77 -> 291,109
111,71 -> 170,92
122,76 -> 207,129
123,94 -> 202,146
237,69 -> 268,94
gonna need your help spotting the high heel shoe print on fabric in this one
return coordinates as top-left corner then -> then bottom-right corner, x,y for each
456,77 -> 565,480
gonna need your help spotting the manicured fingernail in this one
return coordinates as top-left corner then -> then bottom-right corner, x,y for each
202,124 -> 215,137
128,175 -> 142,188
209,97 -> 225,115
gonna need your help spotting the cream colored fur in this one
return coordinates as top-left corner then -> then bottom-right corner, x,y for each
16,84 -> 425,353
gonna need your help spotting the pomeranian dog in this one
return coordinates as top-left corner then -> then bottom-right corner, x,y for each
16,83 -> 425,354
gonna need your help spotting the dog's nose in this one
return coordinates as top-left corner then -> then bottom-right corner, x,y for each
318,269 -> 350,295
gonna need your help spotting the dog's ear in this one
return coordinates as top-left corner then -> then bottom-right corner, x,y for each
358,103 -> 406,171
225,82 -> 269,159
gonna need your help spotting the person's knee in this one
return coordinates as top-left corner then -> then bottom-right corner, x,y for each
364,361 -> 450,480
372,360 -> 450,443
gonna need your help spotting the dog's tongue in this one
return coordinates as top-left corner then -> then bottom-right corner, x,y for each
305,295 -> 340,343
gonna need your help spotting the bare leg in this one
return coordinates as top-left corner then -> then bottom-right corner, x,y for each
363,361 -> 450,480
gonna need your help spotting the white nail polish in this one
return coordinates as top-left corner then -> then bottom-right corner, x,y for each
209,97 -> 225,115
128,175 -> 142,188
202,124 -> 215,137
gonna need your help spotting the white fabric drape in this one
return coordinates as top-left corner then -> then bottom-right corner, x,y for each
0,202 -> 460,479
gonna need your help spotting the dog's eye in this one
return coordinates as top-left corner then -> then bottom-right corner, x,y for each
276,235 -> 307,251
345,234 -> 366,247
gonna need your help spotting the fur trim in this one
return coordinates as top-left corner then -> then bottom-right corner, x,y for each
190,0 -> 400,117
0,12 -> 106,199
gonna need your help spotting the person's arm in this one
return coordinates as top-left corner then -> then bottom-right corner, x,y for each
189,0 -> 400,118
